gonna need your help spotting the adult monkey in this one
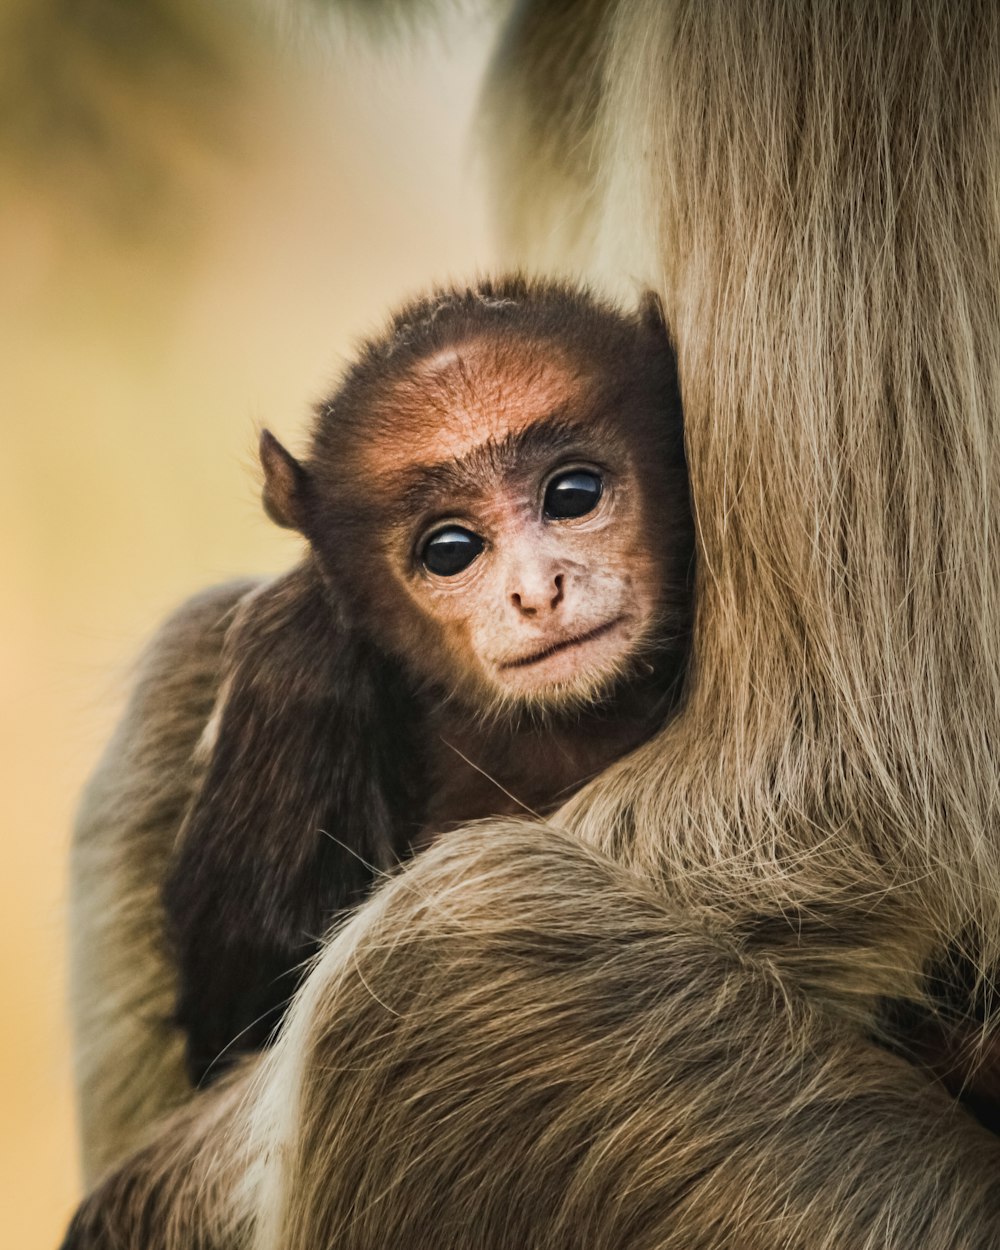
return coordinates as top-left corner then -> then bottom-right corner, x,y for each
65,2 -> 1000,1247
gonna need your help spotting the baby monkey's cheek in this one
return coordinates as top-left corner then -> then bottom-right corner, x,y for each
468,616 -> 509,669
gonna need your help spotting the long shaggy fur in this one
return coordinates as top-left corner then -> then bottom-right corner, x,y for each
66,1 -> 1000,1247
563,0 -> 1000,1006
69,581 -> 257,1184
244,828 -> 1000,1250
65,828 -> 1000,1248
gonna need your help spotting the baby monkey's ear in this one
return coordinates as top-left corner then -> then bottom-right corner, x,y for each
260,429 -> 310,531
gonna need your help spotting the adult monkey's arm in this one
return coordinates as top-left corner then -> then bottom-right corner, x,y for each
69,581 -> 259,1183
63,827 -> 1000,1250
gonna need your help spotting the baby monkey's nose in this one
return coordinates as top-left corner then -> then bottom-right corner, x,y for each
511,571 -> 565,617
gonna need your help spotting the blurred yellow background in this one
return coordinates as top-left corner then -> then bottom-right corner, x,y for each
0,4 -> 497,1243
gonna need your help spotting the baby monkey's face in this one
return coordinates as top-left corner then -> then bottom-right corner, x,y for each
407,460 -> 663,712
371,340 -> 671,714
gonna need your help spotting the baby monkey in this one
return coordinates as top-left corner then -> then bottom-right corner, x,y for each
166,276 -> 693,1084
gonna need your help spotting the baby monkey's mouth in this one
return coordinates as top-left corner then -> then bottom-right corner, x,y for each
500,616 -> 627,670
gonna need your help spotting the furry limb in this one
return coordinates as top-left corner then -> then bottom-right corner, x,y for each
65,826 -> 1000,1249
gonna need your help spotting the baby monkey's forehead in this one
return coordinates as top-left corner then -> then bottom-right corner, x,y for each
361,336 -> 592,486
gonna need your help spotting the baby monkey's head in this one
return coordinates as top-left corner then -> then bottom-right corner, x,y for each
261,276 -> 692,718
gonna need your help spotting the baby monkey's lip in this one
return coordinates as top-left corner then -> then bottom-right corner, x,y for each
499,616 -> 627,670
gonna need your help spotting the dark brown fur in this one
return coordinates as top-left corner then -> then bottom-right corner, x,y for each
163,276 -> 691,1086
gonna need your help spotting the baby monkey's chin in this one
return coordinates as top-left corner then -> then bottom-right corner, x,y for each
492,615 -> 639,707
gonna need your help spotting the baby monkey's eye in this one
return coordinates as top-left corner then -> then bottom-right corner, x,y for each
421,526 -> 485,577
543,469 -> 603,520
